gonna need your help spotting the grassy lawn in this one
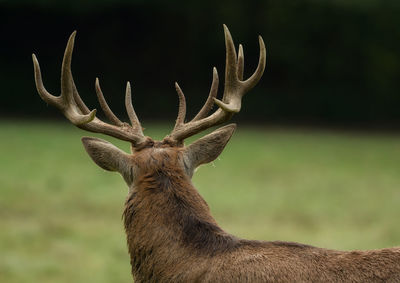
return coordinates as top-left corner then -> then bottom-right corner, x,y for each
1,120 -> 400,282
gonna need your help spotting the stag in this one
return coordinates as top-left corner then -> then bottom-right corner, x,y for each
32,26 -> 400,282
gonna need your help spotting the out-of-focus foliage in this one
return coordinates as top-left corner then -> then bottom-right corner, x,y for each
1,0 -> 399,126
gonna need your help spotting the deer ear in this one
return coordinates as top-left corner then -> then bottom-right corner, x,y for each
81,137 -> 131,173
183,124 -> 236,173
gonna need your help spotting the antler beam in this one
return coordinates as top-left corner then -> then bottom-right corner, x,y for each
32,32 -> 146,146
169,25 -> 266,142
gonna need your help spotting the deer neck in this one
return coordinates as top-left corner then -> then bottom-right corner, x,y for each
123,167 -> 238,277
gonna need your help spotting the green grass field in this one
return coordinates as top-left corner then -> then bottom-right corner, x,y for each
1,120 -> 400,282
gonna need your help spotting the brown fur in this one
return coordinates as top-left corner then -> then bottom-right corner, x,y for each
120,141 -> 400,283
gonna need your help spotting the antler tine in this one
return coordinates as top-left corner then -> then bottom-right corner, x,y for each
72,78 -> 91,114
168,25 -> 266,142
60,32 -> 97,124
33,31 -> 147,146
241,36 -> 266,92
125,82 -> 144,136
61,31 -> 76,106
33,31 -> 97,125
192,67 -> 219,122
173,82 -> 187,130
95,78 -> 124,126
237,44 -> 244,81
223,24 -> 238,92
32,54 -> 61,107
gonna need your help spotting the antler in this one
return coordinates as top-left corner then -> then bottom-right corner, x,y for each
169,25 -> 266,142
32,31 -> 146,146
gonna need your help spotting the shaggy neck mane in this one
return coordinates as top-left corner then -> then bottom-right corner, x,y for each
122,162 -> 239,278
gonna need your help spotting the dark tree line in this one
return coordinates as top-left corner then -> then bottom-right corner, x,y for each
1,0 -> 399,127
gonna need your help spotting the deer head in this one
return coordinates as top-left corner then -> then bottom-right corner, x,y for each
32,25 -> 266,188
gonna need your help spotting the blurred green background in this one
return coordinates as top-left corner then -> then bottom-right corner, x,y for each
1,0 -> 400,282
1,122 -> 399,282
